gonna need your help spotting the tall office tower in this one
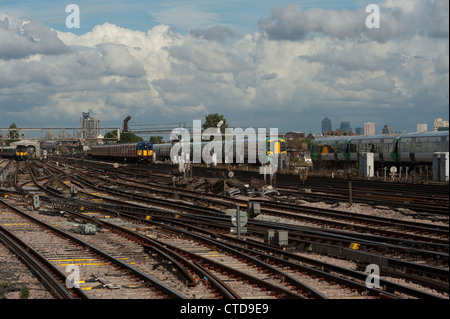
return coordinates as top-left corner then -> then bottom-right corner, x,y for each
81,112 -> 100,139
417,123 -> 427,133
340,121 -> 351,134
355,127 -> 364,135
382,125 -> 393,135
364,122 -> 375,135
434,118 -> 449,131
322,117 -> 332,134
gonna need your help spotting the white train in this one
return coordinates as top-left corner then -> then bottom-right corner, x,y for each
311,131 -> 449,163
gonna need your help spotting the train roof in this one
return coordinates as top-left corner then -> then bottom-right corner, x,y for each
153,136 -> 286,147
313,131 -> 448,143
92,141 -> 153,147
312,136 -> 354,142
396,131 -> 449,138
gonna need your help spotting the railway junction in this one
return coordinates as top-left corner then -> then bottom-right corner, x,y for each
0,156 -> 448,302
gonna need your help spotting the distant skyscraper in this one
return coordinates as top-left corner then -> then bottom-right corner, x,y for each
382,125 -> 393,135
322,117 -> 332,134
364,122 -> 375,135
355,127 -> 364,135
81,112 -> 100,139
417,124 -> 427,133
340,121 -> 351,134
434,118 -> 449,131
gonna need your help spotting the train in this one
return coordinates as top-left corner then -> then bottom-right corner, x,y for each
0,145 -> 28,160
89,137 -> 288,166
153,137 -> 287,164
310,131 -> 449,165
90,141 -> 153,162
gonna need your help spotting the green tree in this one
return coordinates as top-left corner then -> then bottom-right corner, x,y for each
202,113 -> 228,134
120,133 -> 143,143
149,136 -> 164,144
104,131 -> 143,143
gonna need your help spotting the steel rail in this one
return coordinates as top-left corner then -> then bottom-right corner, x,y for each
0,224 -> 90,299
32,165 -> 449,293
0,198 -> 186,299
66,165 -> 448,243
27,204 -> 240,300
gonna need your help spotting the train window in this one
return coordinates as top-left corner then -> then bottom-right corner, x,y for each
372,143 -> 380,153
415,141 -> 423,153
428,141 -> 440,153
444,139 -> 449,152
336,142 -> 346,152
361,143 -> 374,153
383,141 -> 393,152
398,140 -> 410,153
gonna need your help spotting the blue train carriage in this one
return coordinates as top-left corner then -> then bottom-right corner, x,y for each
396,131 -> 449,163
137,141 -> 153,160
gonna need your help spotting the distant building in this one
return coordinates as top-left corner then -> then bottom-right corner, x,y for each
321,117 -> 332,134
434,118 -> 449,131
81,112 -> 100,139
364,122 -> 375,135
355,127 -> 364,135
417,123 -> 428,133
340,121 -> 352,134
284,132 -> 305,157
382,125 -> 393,135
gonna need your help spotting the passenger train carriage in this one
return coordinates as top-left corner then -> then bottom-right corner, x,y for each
153,137 -> 287,164
91,142 -> 153,162
0,145 -> 28,160
311,131 -> 449,164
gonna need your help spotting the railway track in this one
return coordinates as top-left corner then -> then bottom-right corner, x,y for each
52,161 -> 448,249
36,160 -> 448,288
24,197 -> 401,299
0,197 -> 185,299
66,157 -> 450,215
1,160 -> 448,298
20,162 -> 382,298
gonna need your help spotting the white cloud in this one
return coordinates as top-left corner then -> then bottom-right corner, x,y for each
0,15 -> 68,60
258,0 -> 448,42
0,1 -> 448,132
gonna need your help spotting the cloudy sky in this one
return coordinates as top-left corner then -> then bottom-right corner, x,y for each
0,0 -> 448,134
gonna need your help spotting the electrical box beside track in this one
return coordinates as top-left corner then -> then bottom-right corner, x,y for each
433,152 -> 449,182
264,229 -> 288,247
32,195 -> 40,210
359,152 -> 374,178
73,224 -> 98,235
247,202 -> 261,217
